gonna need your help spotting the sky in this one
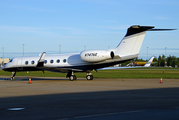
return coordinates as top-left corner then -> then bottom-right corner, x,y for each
0,0 -> 179,60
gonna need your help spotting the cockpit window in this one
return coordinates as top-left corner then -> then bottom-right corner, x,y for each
9,59 -> 13,62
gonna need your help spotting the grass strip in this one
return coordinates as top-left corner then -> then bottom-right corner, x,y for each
1,68 -> 179,79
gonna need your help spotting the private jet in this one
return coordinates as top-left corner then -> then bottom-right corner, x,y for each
1,25 -> 175,80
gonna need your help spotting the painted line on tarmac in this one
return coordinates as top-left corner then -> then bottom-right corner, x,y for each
74,110 -> 146,119
120,110 -> 146,114
74,113 -> 118,119
57,118 -> 69,120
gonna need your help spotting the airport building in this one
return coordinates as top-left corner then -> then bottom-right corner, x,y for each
0,58 -> 9,67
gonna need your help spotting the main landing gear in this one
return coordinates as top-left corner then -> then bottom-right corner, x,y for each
69,75 -> 77,81
66,71 -> 77,81
66,71 -> 93,81
86,72 -> 93,80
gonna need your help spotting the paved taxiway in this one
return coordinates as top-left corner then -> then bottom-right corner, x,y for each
0,76 -> 179,120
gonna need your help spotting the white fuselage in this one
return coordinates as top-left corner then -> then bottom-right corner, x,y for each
3,52 -> 136,73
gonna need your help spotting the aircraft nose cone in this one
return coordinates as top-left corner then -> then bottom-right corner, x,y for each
1,64 -> 6,70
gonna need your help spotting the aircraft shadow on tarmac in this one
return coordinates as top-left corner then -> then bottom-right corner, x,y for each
1,87 -> 179,120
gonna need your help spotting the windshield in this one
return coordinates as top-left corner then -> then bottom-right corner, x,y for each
9,59 -> 13,62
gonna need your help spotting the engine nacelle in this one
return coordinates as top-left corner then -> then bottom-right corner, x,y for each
80,50 -> 114,62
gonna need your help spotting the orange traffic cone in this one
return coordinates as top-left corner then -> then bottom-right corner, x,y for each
28,77 -> 32,84
160,77 -> 163,83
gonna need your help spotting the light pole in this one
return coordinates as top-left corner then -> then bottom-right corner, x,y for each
23,44 -> 25,56
147,47 -> 149,60
2,47 -> 4,65
59,45 -> 61,54
84,45 -> 86,50
165,47 -> 167,66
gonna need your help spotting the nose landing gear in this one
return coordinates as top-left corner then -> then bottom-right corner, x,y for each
11,71 -> 16,80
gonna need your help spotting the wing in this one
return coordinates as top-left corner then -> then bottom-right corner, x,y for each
98,56 -> 155,70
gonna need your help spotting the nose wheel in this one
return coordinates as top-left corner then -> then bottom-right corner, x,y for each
11,72 -> 16,80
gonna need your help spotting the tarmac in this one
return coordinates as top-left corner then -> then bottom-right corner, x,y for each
0,76 -> 179,120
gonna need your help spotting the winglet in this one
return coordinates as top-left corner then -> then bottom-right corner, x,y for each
143,56 -> 155,67
36,52 -> 46,67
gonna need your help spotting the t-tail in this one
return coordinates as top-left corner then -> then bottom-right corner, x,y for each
112,25 -> 176,58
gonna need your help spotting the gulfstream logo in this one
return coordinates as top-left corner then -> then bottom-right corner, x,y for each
85,53 -> 98,56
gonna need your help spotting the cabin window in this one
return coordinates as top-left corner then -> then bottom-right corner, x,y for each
45,60 -> 47,64
25,61 -> 28,65
31,61 -> 35,64
50,60 -> 54,64
56,59 -> 60,63
63,59 -> 67,63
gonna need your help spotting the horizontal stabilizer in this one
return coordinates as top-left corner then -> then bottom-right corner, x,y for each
125,25 -> 176,36
148,29 -> 177,31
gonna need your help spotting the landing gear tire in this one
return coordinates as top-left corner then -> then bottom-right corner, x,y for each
86,75 -> 93,80
69,75 -> 77,81
10,77 -> 15,80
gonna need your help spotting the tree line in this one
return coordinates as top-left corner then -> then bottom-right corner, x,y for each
153,55 -> 179,67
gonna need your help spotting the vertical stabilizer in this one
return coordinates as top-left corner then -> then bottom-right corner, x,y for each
114,25 -> 154,57
144,56 -> 155,67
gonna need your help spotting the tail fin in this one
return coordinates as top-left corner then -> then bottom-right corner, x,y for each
143,56 -> 155,67
114,26 -> 154,57
113,25 -> 176,57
